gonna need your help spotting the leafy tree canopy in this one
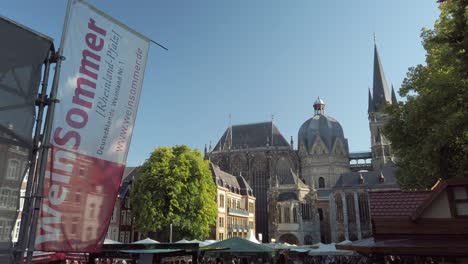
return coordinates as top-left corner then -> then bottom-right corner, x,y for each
385,0 -> 468,189
130,145 -> 218,240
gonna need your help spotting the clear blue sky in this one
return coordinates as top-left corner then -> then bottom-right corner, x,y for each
1,0 -> 439,166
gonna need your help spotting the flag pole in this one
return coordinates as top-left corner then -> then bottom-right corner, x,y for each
25,0 -> 73,263
13,48 -> 53,264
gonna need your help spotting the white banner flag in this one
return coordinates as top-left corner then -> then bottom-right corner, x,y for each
36,0 -> 149,252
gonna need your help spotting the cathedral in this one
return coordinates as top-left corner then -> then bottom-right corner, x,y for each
206,44 -> 399,244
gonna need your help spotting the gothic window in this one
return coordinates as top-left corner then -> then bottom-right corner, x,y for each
346,193 -> 356,223
251,158 -> 268,240
318,208 -> 323,222
284,206 -> 291,223
6,159 -> 20,180
301,202 -> 312,220
358,193 -> 369,225
276,157 -> 293,184
318,177 -> 325,188
293,207 -> 298,223
278,206 -> 282,223
336,193 -> 343,223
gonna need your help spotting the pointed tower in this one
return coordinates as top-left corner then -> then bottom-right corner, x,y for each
372,44 -> 391,108
368,44 -> 393,170
391,84 -> 398,105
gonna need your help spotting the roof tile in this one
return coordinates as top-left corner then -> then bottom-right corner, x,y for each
369,190 -> 432,218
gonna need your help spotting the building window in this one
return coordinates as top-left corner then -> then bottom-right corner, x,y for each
75,189 -> 81,203
318,177 -> 325,188
121,210 -> 127,225
452,186 -> 468,217
284,206 -> 290,223
249,221 -> 254,230
6,159 -> 20,180
119,231 -> 125,242
219,194 -> 224,208
346,193 -> 356,223
71,217 -> 79,235
86,227 -> 93,240
292,207 -> 298,223
219,217 -> 224,228
219,233 -> 224,240
227,198 -> 231,209
111,207 -> 117,223
248,202 -> 254,213
358,193 -> 369,225
336,194 -> 343,223
89,203 -> 96,219
127,212 -> 132,225
8,190 -> 18,209
0,189 -> 7,207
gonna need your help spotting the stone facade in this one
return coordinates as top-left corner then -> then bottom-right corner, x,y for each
269,172 -> 321,245
207,44 -> 398,244
210,163 -> 256,241
207,122 -> 302,243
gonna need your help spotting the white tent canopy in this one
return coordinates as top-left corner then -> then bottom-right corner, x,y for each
103,238 -> 122,244
133,238 -> 159,244
175,239 -> 191,243
246,230 -> 260,244
308,243 -> 354,256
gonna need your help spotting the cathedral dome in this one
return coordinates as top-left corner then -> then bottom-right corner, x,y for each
298,97 -> 348,154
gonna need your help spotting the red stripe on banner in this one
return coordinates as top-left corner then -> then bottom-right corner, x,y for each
35,145 -> 124,252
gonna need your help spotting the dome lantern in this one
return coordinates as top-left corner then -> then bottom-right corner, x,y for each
313,97 -> 325,115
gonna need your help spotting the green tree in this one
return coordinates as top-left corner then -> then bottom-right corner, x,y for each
384,0 -> 468,189
130,145 -> 218,240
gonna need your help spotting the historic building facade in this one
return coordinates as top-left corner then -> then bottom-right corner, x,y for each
207,122 -> 301,243
206,44 -> 398,245
210,163 -> 256,241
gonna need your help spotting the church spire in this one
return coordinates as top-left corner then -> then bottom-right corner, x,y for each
391,84 -> 398,105
368,87 -> 375,113
372,44 -> 391,108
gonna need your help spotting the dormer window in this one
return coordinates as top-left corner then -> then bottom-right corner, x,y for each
451,186 -> 468,217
